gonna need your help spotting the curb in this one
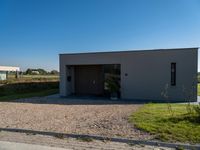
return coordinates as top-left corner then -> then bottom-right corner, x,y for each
0,128 -> 199,150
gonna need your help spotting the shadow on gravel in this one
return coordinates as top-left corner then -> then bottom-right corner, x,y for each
3,94 -> 196,105
7,96 -> 146,105
0,128 -> 199,149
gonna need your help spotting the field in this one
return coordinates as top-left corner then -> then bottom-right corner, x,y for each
0,75 -> 59,101
129,104 -> 200,143
3,74 -> 59,83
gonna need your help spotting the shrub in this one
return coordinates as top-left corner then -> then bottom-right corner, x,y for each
105,77 -> 120,93
0,81 -> 59,96
193,104 -> 200,121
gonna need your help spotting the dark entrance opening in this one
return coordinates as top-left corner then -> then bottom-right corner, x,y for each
74,65 -> 104,96
74,64 -> 121,98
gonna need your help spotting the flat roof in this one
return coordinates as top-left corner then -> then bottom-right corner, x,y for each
0,66 -> 20,72
60,47 -> 199,55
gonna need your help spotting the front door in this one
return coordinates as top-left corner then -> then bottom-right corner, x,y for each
74,65 -> 104,95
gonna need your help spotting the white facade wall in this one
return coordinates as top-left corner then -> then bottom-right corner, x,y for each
0,66 -> 20,72
0,71 -> 7,80
60,48 -> 198,102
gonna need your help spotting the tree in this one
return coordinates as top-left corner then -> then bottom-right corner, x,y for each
25,68 -> 32,75
37,68 -> 47,75
25,68 -> 48,75
50,70 -> 59,75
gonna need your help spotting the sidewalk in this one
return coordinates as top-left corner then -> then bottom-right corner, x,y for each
0,131 -> 173,150
0,141 -> 70,150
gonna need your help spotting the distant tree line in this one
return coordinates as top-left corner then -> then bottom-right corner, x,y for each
25,68 -> 59,75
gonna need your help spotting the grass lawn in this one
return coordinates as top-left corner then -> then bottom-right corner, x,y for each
129,104 -> 200,143
1,74 -> 59,84
0,75 -> 59,101
0,89 -> 59,101
198,84 -> 200,96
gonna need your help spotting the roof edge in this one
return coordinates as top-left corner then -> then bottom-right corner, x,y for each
59,47 -> 199,55
0,66 -> 20,71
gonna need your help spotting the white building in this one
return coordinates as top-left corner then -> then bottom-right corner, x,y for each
0,66 -> 20,80
60,48 -> 198,102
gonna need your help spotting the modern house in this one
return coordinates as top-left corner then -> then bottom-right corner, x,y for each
0,66 -> 20,80
60,48 -> 198,102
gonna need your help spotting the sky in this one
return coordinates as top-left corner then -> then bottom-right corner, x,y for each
0,0 -> 200,71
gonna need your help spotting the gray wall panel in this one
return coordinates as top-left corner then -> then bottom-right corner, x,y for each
60,48 -> 198,102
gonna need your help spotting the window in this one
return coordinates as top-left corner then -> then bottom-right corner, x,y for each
103,64 -> 121,98
171,63 -> 176,86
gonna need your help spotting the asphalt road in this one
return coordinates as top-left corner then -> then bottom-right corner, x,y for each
0,141 -> 70,150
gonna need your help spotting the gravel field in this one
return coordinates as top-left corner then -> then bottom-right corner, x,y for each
0,97 -> 151,139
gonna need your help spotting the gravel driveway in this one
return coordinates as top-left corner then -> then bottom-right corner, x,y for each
0,96 -> 151,140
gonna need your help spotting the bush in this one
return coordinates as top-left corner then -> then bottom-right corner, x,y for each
0,81 -> 59,96
193,104 -> 200,121
105,77 -> 120,93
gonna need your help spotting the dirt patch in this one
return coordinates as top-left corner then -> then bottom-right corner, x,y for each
0,97 -> 151,139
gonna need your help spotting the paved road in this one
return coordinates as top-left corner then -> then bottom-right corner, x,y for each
0,141 -> 70,150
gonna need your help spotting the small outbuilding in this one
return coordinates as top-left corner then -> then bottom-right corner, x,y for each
59,48 -> 198,102
0,66 -> 20,80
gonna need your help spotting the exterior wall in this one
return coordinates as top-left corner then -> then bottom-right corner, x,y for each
60,48 -> 198,102
0,66 -> 20,72
0,71 -> 7,80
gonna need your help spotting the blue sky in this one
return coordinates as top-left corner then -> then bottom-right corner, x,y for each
0,0 -> 199,71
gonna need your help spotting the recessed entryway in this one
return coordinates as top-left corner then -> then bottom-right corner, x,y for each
74,65 -> 104,96
72,64 -> 121,97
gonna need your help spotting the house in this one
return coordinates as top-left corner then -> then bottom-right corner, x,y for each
59,48 -> 198,102
31,70 -> 40,75
0,66 -> 20,80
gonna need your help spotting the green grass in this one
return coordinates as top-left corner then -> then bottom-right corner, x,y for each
0,74 -> 59,84
0,89 -> 58,101
198,84 -> 200,96
0,75 -> 59,101
129,104 -> 200,143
